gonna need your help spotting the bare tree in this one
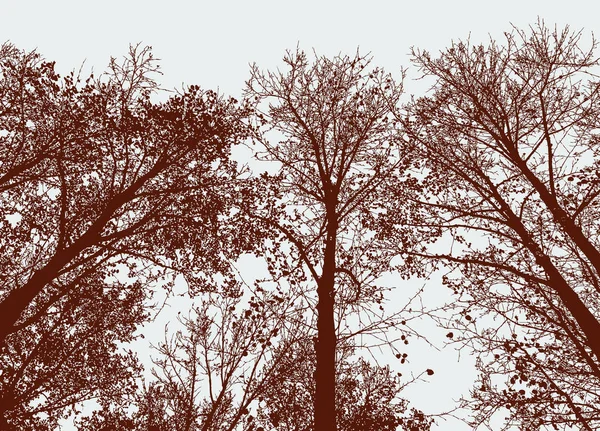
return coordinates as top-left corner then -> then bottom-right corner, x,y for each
254,335 -> 433,431
244,48 -> 410,431
76,284 -> 308,431
390,21 -> 600,429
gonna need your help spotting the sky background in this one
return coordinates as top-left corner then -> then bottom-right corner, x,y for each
1,1 -> 597,429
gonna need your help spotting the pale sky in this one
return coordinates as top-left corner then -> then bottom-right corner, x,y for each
1,2 -> 596,430
3,1 -> 597,99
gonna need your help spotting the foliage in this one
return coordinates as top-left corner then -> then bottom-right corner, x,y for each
77,299 -> 431,431
0,43 -> 249,428
75,286 -> 308,431
10,22 -> 600,431
254,337 -> 432,431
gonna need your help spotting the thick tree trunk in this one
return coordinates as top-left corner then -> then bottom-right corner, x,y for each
0,413 -> 12,431
541,259 -> 600,363
502,207 -> 600,363
0,234 -> 93,347
0,395 -> 17,430
513,149 -> 600,278
471,158 -> 600,364
314,198 -> 338,431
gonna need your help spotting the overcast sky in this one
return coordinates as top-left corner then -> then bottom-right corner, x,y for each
1,2 -> 597,430
3,1 -> 598,99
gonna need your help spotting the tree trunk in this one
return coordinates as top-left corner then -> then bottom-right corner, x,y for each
314,196 -> 338,431
502,207 -> 600,363
475,160 -> 600,364
0,237 -> 89,347
0,410 -> 15,431
512,147 -> 600,278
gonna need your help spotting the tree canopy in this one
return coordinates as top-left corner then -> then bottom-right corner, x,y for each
2,20 -> 600,431
0,42 -> 252,429
388,21 -> 600,430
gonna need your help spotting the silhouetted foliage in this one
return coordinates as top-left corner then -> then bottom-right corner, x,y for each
391,21 -> 600,430
81,300 -> 430,431
0,43 -> 250,428
11,20 -> 600,431
75,286 -> 309,431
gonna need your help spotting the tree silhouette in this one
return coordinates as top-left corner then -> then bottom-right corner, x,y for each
10,22 -> 600,431
254,336 -> 432,431
75,285 -> 310,431
0,43 -> 250,428
391,21 -> 600,429
244,48 -> 408,431
0,271 -> 145,430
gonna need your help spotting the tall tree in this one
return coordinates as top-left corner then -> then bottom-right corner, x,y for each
76,288 -> 430,431
0,43 -> 250,428
245,49 -> 407,431
390,22 -> 600,429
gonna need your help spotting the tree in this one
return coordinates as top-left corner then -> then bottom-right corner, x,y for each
76,284 -> 431,431
0,268 -> 145,430
254,336 -> 433,431
0,43 -> 250,427
245,48 -> 409,431
76,284 -> 309,431
391,21 -> 600,429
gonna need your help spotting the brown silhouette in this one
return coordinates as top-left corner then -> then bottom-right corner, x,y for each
0,43 -> 249,428
244,49 -> 408,431
253,337 -> 432,431
4,20 -> 600,431
388,20 -> 600,429
76,292 -> 429,431
76,290 -> 308,430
